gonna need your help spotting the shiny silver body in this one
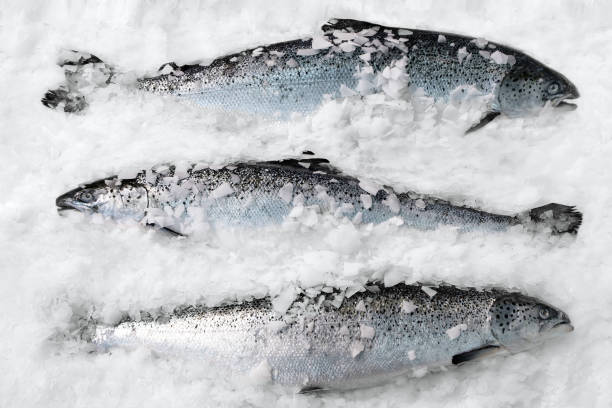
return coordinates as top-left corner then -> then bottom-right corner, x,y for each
90,283 -> 572,390
55,158 -> 583,235
138,18 -> 579,118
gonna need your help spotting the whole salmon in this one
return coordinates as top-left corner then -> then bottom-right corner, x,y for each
42,19 -> 579,131
79,283 -> 573,391
55,157 -> 582,235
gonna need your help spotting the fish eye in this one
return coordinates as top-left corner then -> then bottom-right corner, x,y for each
538,307 -> 550,320
78,191 -> 94,203
547,82 -> 560,94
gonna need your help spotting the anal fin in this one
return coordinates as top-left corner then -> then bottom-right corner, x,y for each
452,345 -> 501,365
466,111 -> 501,134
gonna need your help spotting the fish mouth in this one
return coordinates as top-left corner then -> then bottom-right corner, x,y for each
56,187 -> 85,213
550,322 -> 574,333
56,198 -> 77,213
552,91 -> 579,110
555,101 -> 577,110
549,311 -> 573,333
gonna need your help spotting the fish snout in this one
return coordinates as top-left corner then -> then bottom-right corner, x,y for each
554,96 -> 578,111
56,194 -> 75,212
554,81 -> 580,110
567,81 -> 580,99
56,187 -> 83,212
556,311 -> 573,332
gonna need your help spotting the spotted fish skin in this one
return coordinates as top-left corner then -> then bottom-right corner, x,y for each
87,283 -> 572,390
55,158 -> 583,235
136,18 -> 579,119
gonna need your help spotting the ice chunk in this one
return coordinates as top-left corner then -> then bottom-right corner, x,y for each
350,341 -> 365,358
252,47 -> 264,57
333,30 -> 357,41
340,84 -> 357,97
324,223 -> 361,254
359,28 -> 378,37
272,287 -> 298,314
345,284 -> 364,297
397,29 -> 413,36
359,179 -> 382,195
331,293 -> 344,308
210,182 -> 234,199
421,286 -> 437,298
247,359 -> 272,384
438,35 -> 446,43
339,42 -> 357,53
355,299 -> 366,312
457,47 -> 469,63
479,50 -> 491,59
296,48 -> 319,56
408,350 -> 416,360
311,35 -> 332,49
401,300 -> 417,313
360,324 -> 375,339
354,36 -> 368,45
383,193 -> 400,214
490,50 -> 509,64
415,199 -> 426,209
471,38 -> 488,48
366,285 -> 380,293
446,323 -> 468,340
278,183 -> 293,204
286,58 -> 298,68
384,268 -> 404,287
159,64 -> 173,75
360,194 -> 373,209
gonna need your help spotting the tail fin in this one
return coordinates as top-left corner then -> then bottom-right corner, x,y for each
41,50 -> 114,113
46,305 -> 99,353
521,203 -> 583,235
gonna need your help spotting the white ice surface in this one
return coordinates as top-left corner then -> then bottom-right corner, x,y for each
1,1 -> 612,407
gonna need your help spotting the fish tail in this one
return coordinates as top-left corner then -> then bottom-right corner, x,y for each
41,50 -> 115,113
46,305 -> 100,353
519,203 -> 583,234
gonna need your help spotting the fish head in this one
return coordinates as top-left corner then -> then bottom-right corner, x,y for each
56,176 -> 148,221
498,60 -> 579,116
490,293 -> 572,352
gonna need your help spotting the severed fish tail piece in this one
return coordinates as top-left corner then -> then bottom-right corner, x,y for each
41,50 -> 114,112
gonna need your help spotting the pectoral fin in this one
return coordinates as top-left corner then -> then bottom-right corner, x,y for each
452,345 -> 502,365
466,111 -> 501,134
298,386 -> 328,394
145,223 -> 186,237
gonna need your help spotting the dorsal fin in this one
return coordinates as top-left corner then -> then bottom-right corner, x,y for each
321,18 -> 379,33
257,157 -> 350,178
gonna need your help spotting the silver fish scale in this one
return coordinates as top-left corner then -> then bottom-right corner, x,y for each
92,284 -> 501,389
142,160 -> 516,232
138,19 -> 522,117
